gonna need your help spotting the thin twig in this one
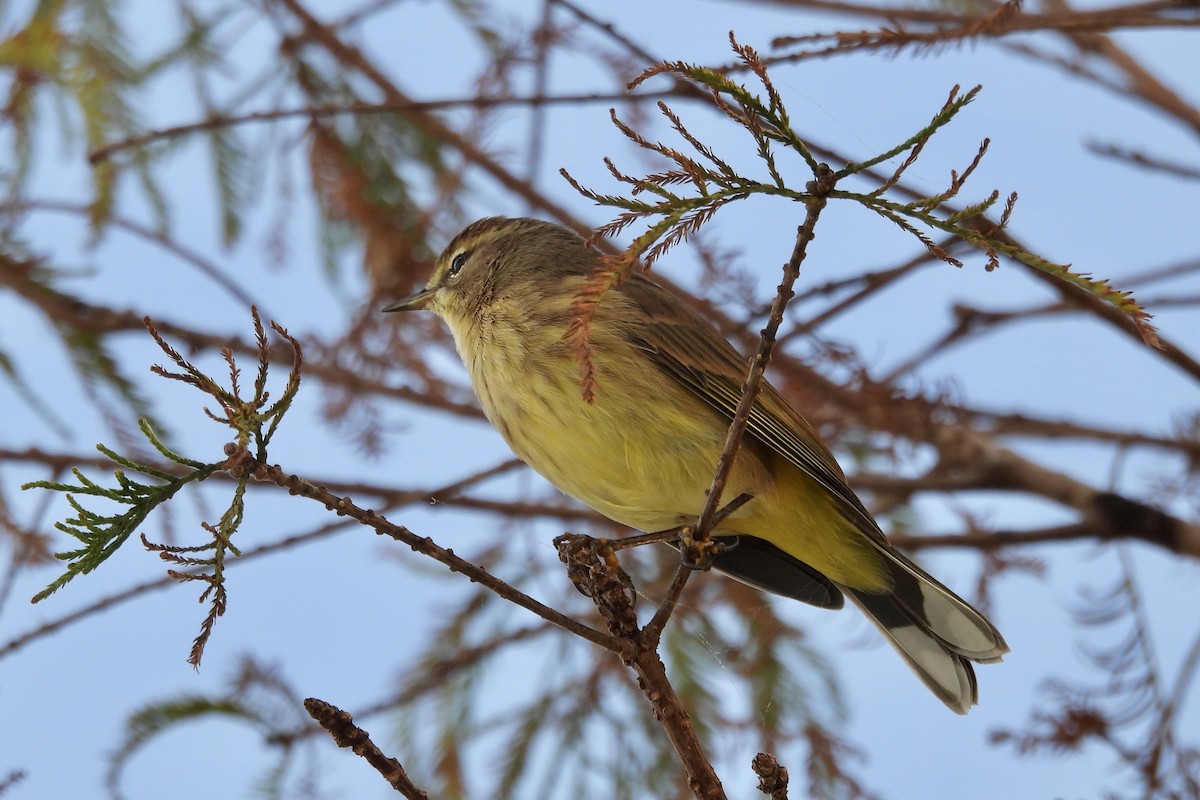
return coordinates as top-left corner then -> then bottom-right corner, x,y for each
760,0 -> 1192,30
604,493 -> 755,552
270,625 -> 550,746
331,0 -> 404,29
252,461 -> 618,651
1086,141 -> 1200,181
304,697 -> 429,799
275,0 -> 593,232
87,91 -> 686,165
0,460 -> 521,662
760,0 -> 1199,64
691,165 -> 837,543
0,264 -> 485,419
1,199 -> 261,311
799,138 -> 1200,381
0,518 -> 344,661
1162,619 -> 1200,729
785,243 -> 945,338
0,771 -> 27,796
628,492 -> 755,645
550,0 -> 664,67
642,565 -> 692,647
526,0 -> 556,184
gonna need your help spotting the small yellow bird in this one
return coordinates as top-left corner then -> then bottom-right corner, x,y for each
385,216 -> 1008,713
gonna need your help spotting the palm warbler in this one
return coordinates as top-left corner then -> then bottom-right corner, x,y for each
385,216 -> 1007,712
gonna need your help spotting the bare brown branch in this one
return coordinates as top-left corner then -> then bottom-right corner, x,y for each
555,534 -> 727,799
304,697 -> 430,799
250,461 -> 618,650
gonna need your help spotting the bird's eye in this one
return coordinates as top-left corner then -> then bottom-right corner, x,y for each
449,250 -> 471,278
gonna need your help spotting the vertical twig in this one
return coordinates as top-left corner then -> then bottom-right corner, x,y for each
526,0 -> 555,188
641,492 -> 754,647
691,164 -> 838,543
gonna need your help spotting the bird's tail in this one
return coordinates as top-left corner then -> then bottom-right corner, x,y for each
845,548 -> 1009,714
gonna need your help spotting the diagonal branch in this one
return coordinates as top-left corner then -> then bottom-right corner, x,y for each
251,461 -> 619,651
86,90 -> 689,165
305,698 -> 429,799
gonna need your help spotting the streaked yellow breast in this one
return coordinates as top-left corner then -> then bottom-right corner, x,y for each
442,291 -> 886,589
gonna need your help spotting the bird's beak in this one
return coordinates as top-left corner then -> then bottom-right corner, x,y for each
382,287 -> 436,313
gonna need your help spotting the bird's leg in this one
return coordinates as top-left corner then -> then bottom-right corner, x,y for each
680,492 -> 755,570
602,492 -> 755,556
603,527 -> 682,552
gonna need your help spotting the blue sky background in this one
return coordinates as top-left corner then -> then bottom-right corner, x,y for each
2,1 -> 1198,798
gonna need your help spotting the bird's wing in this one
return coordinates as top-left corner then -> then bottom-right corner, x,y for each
620,274 -> 885,543
618,275 -> 1009,672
